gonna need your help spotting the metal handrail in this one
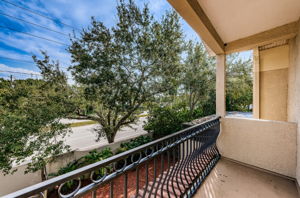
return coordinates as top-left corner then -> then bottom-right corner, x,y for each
3,115 -> 221,198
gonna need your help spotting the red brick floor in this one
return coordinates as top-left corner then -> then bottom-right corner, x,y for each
50,149 -> 216,198
83,157 -> 171,198
83,152 -> 215,198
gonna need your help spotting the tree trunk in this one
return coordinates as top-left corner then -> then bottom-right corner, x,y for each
41,166 -> 48,198
106,129 -> 117,143
41,166 -> 47,181
189,97 -> 195,115
107,136 -> 114,143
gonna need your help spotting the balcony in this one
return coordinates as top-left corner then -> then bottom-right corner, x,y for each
1,0 -> 300,197
3,116 -> 299,198
3,117 -> 221,198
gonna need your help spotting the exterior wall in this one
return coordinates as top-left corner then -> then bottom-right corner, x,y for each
217,117 -> 297,178
216,54 -> 226,116
288,39 -> 297,122
290,20 -> 300,185
253,48 -> 260,119
259,45 -> 289,121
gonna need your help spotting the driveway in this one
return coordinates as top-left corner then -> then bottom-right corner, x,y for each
64,117 -> 148,151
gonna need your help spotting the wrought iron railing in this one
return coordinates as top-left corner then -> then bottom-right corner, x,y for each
3,116 -> 221,198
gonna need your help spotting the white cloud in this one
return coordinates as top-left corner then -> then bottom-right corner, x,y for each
0,48 -> 33,61
0,0 -> 201,75
0,31 -> 71,65
0,63 -> 40,75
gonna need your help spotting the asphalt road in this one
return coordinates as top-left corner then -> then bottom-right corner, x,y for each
64,117 -> 148,151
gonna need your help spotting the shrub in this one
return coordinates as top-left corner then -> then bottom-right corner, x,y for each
49,148 -> 113,177
83,148 -> 113,165
49,160 -> 80,177
144,103 -> 203,139
116,136 -> 152,154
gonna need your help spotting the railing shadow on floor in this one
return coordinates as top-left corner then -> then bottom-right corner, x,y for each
3,116 -> 221,198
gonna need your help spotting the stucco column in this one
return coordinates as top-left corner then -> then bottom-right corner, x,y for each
253,47 -> 260,119
216,54 -> 226,117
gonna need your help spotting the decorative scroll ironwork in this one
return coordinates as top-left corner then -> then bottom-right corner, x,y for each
3,116 -> 221,198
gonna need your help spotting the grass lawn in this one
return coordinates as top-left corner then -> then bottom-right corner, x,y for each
69,114 -> 148,128
69,120 -> 98,127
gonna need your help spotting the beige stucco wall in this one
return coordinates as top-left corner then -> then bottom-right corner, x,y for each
216,54 -> 226,116
290,20 -> 300,185
217,117 -> 297,178
288,39 -> 297,123
259,45 -> 289,121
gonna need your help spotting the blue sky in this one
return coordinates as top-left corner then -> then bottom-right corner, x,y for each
0,0 -> 251,79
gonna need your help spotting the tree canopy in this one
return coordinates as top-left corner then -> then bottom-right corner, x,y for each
226,53 -> 253,112
182,41 -> 215,114
0,53 -> 73,180
68,0 -> 184,143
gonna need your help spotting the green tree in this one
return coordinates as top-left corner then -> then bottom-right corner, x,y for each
226,53 -> 253,112
144,102 -> 192,138
144,41 -> 216,138
0,53 -> 73,181
182,41 -> 215,115
68,0 -> 184,143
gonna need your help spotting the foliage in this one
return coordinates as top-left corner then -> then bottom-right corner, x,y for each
68,0 -> 184,143
116,135 -> 152,154
50,148 -> 113,177
226,53 -> 253,112
144,48 -> 253,138
49,148 -> 112,193
0,52 -> 73,180
144,41 -> 217,138
144,102 -> 203,139
50,136 -> 152,190
50,160 -> 79,177
182,41 -> 215,114
51,135 -> 152,178
83,148 -> 113,165
67,86 -> 97,118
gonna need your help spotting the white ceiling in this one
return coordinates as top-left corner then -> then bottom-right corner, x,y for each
198,0 -> 300,43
